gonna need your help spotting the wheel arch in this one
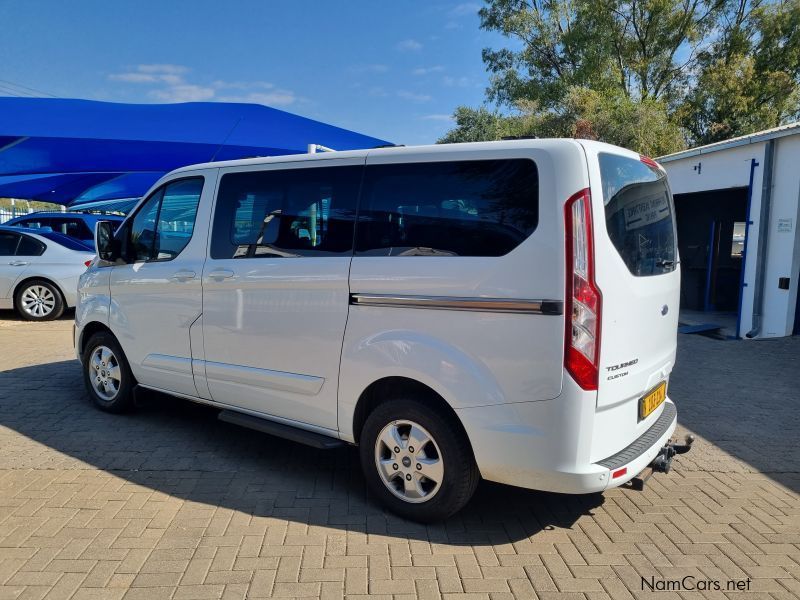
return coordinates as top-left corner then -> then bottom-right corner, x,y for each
350,376 -> 474,455
79,321 -> 116,356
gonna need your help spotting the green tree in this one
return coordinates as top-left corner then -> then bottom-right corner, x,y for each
440,0 -> 800,152
679,0 -> 800,143
439,90 -> 686,156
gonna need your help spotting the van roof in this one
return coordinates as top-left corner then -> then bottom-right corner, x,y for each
169,138 -> 615,175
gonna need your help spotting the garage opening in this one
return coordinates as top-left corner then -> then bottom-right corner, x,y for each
673,187 -> 748,336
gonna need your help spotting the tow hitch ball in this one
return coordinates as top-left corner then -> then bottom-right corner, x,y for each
630,435 -> 694,490
653,434 -> 695,473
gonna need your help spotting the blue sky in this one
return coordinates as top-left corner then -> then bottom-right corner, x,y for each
0,1 -> 508,145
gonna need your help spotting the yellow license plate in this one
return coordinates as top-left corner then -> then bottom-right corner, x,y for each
639,381 -> 667,421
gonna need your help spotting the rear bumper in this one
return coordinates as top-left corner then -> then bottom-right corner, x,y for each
456,395 -> 677,495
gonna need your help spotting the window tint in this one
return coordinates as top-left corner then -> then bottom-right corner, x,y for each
15,218 -> 51,231
49,218 -> 92,240
356,159 -> 539,257
212,165 -> 361,259
599,153 -> 677,277
0,232 -> 19,256
17,235 -> 45,256
154,179 -> 203,261
129,189 -> 162,262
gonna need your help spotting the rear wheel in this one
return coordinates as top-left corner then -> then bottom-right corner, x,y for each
14,279 -> 64,321
82,332 -> 135,413
360,398 -> 479,522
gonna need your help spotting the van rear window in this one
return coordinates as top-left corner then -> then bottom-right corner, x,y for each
599,153 -> 677,277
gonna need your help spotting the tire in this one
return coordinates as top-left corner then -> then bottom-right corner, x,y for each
360,397 -> 480,522
82,331 -> 135,413
14,279 -> 64,321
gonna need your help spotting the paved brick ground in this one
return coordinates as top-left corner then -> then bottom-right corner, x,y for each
0,310 -> 798,599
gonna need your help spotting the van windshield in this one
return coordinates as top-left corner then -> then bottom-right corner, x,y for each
599,153 -> 677,277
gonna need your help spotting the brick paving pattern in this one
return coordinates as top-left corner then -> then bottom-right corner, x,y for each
0,311 -> 798,599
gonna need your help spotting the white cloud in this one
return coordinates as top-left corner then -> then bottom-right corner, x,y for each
348,64 -> 389,74
443,75 -> 472,87
211,80 -> 276,90
137,64 -> 187,75
218,90 -> 296,106
109,65 -> 296,106
109,64 -> 188,85
109,72 -> 159,83
412,65 -> 445,76
449,2 -> 480,17
396,38 -> 423,52
398,90 -> 432,102
420,114 -> 454,122
445,3 -> 480,30
149,84 -> 215,102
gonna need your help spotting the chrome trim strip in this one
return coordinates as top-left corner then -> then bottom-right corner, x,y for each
349,294 -> 563,315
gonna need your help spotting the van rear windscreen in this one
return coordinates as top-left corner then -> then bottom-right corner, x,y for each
599,153 -> 677,277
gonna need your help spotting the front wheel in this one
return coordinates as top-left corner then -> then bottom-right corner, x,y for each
359,398 -> 479,522
82,332 -> 135,413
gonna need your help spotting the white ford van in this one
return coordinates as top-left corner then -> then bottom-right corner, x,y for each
76,139 -> 688,521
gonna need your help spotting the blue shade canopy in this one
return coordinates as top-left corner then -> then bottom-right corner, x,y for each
0,98 -> 390,205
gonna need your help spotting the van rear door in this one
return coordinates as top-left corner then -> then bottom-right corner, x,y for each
582,144 -> 680,459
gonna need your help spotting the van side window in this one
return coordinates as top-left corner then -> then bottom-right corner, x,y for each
211,165 -> 361,259
355,159 -> 539,257
127,177 -> 203,262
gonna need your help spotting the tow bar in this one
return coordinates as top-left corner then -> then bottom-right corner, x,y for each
630,434 -> 694,491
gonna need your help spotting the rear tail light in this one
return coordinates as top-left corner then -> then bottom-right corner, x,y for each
639,155 -> 664,172
564,188 -> 602,390
84,260 -> 92,268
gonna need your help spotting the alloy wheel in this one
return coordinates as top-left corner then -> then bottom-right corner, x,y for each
89,345 -> 122,401
374,419 -> 444,503
20,285 -> 56,318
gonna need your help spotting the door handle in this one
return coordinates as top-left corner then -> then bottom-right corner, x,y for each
207,269 -> 235,281
8,261 -> 28,266
170,270 -> 197,281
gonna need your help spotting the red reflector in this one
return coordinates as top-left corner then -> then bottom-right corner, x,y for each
612,467 -> 627,479
84,260 -> 92,267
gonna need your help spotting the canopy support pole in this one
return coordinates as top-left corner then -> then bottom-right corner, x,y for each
307,144 -> 336,154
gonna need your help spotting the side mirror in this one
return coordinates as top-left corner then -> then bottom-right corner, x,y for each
94,221 -> 117,261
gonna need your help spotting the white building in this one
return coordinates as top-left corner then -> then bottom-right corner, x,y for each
659,123 -> 800,339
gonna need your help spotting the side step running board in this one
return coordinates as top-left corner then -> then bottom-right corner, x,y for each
218,409 -> 345,450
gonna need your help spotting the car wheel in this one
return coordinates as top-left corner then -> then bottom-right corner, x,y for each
14,279 -> 64,321
82,332 -> 135,413
360,398 -> 480,522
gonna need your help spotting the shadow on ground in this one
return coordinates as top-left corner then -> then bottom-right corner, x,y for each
0,358 -> 603,544
669,334 -> 800,493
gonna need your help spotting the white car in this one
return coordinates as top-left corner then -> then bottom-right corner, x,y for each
0,226 -> 94,320
76,139 -> 688,521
